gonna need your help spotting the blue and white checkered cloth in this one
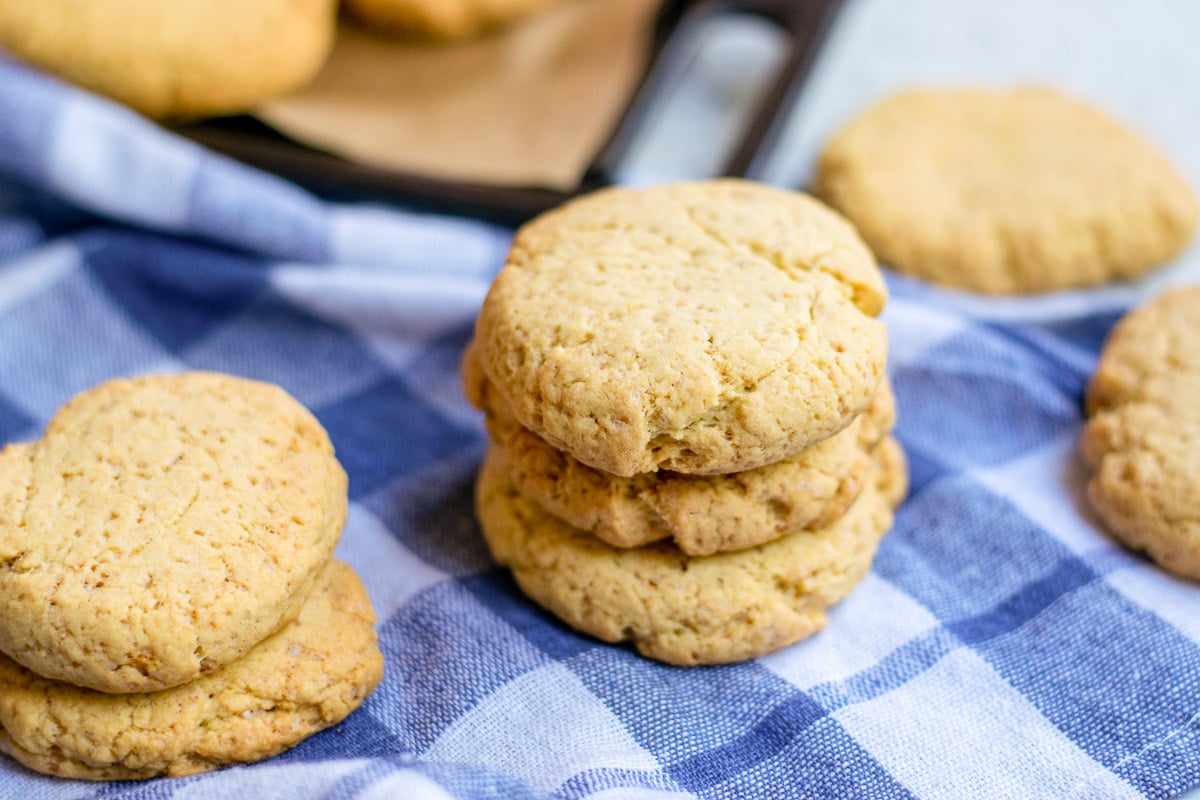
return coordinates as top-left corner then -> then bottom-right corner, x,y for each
3,1 -> 1200,795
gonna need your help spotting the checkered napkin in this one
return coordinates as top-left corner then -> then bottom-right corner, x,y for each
2,52 -> 1200,800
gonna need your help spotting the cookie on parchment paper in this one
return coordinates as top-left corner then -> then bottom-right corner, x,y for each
0,372 -> 348,694
464,339 -> 897,556
473,179 -> 889,478
814,87 -> 1197,295
0,560 -> 382,780
1082,286 -> 1200,580
0,0 -> 337,118
474,440 -> 908,666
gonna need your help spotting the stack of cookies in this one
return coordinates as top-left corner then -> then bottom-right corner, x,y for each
466,180 -> 907,665
0,372 -> 383,780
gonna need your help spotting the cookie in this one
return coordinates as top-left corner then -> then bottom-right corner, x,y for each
464,339 -> 896,555
1082,287 -> 1200,580
0,0 -> 336,118
814,87 -> 1198,295
343,0 -> 564,40
0,372 -> 348,693
0,559 -> 382,780
475,439 -> 907,666
474,179 -> 889,478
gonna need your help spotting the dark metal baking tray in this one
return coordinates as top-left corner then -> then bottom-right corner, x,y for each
175,0 -> 843,226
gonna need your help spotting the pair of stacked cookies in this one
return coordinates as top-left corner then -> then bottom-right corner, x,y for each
0,372 -> 383,780
467,180 -> 906,665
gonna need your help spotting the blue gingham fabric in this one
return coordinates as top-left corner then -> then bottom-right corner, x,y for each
3,5 -> 1200,797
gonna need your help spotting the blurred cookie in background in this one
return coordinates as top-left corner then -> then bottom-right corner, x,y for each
0,0 -> 337,118
814,87 -> 1198,295
342,0 -> 568,41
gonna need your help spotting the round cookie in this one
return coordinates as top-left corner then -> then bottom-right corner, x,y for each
475,439 -> 907,666
0,372 -> 348,693
814,87 -> 1198,295
464,339 -> 897,555
343,0 -> 564,40
1082,286 -> 1200,580
0,560 -> 382,780
474,179 -> 889,478
0,0 -> 336,118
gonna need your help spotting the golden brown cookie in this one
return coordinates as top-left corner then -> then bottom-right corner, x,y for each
814,87 -> 1198,295
1082,287 -> 1200,580
0,372 -> 348,693
0,560 -> 382,781
464,338 -> 896,555
475,439 -> 907,666
474,179 -> 888,478
342,0 -> 565,40
0,0 -> 337,118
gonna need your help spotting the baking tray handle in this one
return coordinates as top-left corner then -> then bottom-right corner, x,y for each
591,0 -> 844,184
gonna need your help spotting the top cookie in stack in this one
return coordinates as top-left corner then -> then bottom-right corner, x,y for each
474,179 -> 888,478
469,180 -> 904,665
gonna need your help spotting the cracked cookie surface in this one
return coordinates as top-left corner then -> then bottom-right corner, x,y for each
0,560 -> 382,780
0,372 -> 348,693
814,87 -> 1197,295
1082,287 -> 1200,580
474,179 -> 888,477
464,339 -> 896,555
474,439 -> 907,666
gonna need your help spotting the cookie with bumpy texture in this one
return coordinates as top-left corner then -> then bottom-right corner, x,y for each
475,439 -> 907,666
0,560 -> 382,780
0,0 -> 336,118
474,179 -> 888,478
1082,287 -> 1200,580
0,372 -> 348,693
814,87 -> 1198,295
343,0 -> 564,40
464,339 -> 896,555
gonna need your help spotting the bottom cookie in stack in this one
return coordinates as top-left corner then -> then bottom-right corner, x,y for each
475,439 -> 907,666
0,559 -> 383,781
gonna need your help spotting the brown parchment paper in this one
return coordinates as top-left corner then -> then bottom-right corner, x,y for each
255,0 -> 660,191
